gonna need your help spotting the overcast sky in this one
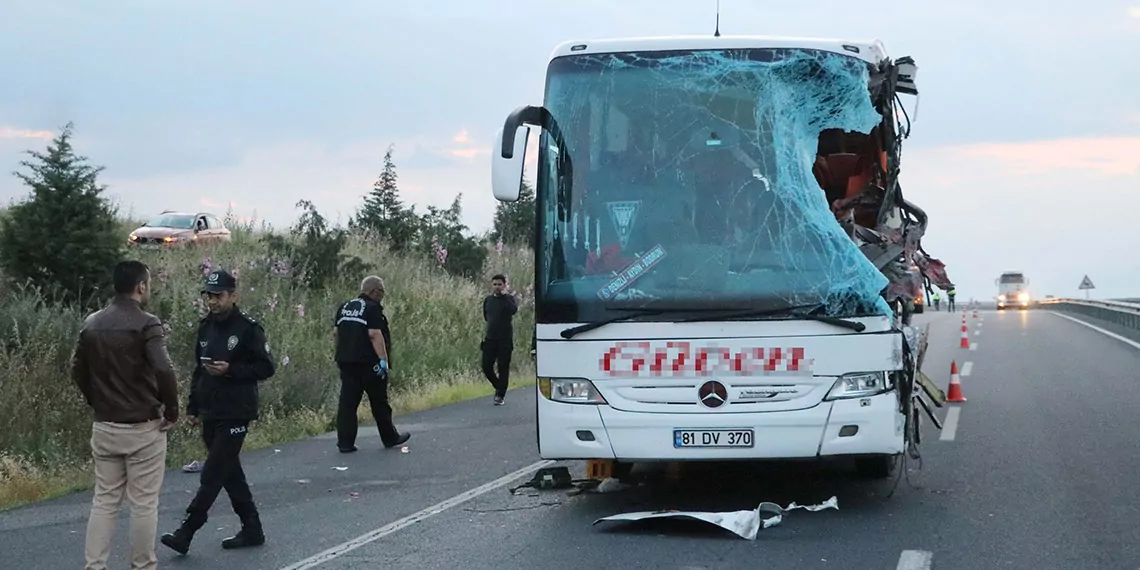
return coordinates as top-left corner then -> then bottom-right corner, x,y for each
2,0 -> 1138,300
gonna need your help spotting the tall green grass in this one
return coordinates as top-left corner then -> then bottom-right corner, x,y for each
0,218 -> 535,510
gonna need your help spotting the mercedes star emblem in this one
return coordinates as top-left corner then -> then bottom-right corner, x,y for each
698,380 -> 728,408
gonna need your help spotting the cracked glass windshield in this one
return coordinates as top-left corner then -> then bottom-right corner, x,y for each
536,47 -> 892,321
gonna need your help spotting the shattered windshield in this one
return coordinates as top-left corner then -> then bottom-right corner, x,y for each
535,47 -> 893,323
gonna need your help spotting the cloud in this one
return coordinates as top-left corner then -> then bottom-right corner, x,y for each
942,136 -> 1140,177
199,198 -> 240,210
1130,6 -> 1140,18
399,131 -> 492,164
448,147 -> 489,160
0,126 -> 53,140
96,138 -> 500,235
898,135 -> 1140,301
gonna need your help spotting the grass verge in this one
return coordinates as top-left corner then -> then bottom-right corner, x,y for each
0,217 -> 536,512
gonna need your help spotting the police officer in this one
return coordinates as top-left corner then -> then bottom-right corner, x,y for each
333,275 -> 410,452
160,269 -> 275,555
947,286 -> 957,312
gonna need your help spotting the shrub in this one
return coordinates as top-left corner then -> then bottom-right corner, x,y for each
0,123 -> 124,310
0,215 -> 535,510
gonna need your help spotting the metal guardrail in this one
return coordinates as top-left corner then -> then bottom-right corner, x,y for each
1035,297 -> 1140,331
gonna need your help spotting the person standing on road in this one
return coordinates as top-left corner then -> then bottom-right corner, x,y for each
333,275 -> 411,452
947,286 -> 957,312
160,269 -> 275,555
71,260 -> 180,570
481,274 -> 518,405
932,291 -> 941,311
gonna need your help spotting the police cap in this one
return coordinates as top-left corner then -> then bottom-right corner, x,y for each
201,269 -> 237,294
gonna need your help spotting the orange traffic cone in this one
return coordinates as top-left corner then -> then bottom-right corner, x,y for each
973,310 -> 979,319
947,361 -> 967,402
959,325 -> 970,349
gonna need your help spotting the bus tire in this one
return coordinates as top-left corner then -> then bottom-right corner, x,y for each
611,460 -> 634,482
854,454 -> 897,480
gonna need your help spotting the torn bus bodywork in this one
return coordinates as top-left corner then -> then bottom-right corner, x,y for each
812,55 -> 953,324
490,37 -> 950,478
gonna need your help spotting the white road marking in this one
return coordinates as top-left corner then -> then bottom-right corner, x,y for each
960,361 -> 973,377
279,459 -> 556,570
974,330 -> 980,336
940,407 -> 961,441
1049,312 -> 1140,351
969,342 -> 978,351
897,550 -> 934,569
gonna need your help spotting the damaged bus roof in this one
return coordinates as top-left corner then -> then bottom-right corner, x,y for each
549,35 -> 891,66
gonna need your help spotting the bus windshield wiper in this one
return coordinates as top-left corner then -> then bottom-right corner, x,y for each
676,303 -> 867,332
559,309 -> 665,339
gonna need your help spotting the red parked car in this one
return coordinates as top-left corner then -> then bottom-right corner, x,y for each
127,210 -> 232,248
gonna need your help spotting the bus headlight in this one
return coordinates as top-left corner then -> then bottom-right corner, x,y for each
824,372 -> 892,401
539,378 -> 607,405
1017,292 -> 1030,302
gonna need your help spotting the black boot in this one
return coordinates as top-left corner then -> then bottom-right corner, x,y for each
221,506 -> 265,549
160,511 -> 207,555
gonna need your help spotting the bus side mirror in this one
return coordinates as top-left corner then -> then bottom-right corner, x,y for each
492,124 -> 530,203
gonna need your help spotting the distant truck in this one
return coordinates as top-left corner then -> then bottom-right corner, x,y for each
996,271 -> 1030,310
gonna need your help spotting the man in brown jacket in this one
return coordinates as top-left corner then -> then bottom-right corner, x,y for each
71,260 -> 180,570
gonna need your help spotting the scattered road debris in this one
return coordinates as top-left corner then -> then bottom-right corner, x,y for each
332,466 -> 348,471
592,477 -> 630,494
509,466 -> 576,494
464,501 -> 561,514
593,496 -> 839,540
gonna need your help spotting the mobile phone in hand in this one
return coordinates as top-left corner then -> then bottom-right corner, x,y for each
199,356 -> 214,365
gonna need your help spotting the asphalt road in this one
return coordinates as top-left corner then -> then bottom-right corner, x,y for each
3,307 -> 1140,569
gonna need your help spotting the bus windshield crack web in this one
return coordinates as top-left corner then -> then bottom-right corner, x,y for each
543,47 -> 921,317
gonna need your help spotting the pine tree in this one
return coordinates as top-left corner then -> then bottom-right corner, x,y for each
0,123 -> 124,309
416,194 -> 487,280
353,145 -> 417,251
491,173 -> 536,247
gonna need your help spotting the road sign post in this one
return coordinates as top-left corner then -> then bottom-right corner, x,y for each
1078,275 -> 1095,299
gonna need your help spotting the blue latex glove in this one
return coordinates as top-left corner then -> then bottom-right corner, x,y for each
373,359 -> 388,377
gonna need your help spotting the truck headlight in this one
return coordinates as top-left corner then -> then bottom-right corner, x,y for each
824,372 -> 891,401
538,378 -> 607,405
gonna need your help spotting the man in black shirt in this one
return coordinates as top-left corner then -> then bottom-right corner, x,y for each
333,275 -> 410,452
161,269 -> 275,555
481,274 -> 518,405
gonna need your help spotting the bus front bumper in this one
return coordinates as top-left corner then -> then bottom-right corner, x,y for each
536,389 -> 905,462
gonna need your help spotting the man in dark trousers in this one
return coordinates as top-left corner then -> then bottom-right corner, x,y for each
72,260 -> 179,570
481,274 -> 518,405
333,275 -> 410,452
160,269 -> 275,555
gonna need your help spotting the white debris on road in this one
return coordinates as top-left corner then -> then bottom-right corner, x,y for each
593,496 -> 839,540
592,478 -> 630,493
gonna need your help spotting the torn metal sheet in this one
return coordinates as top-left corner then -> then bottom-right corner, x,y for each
593,496 -> 838,540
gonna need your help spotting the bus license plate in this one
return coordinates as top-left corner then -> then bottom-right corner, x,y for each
673,429 -> 754,448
